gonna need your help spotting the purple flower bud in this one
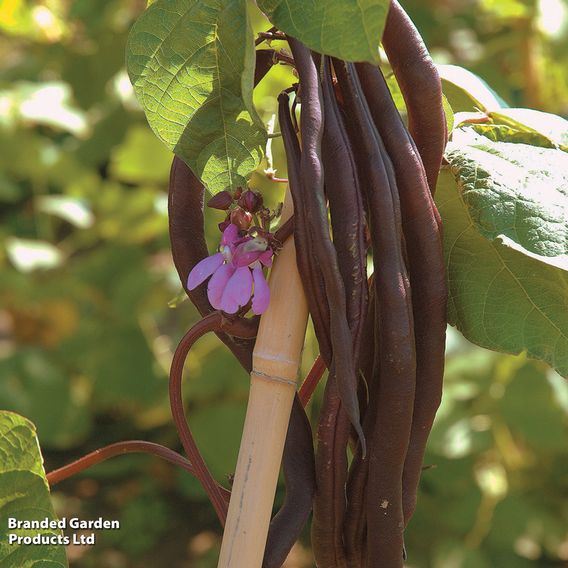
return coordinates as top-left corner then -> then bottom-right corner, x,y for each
207,191 -> 233,210
230,208 -> 253,231
238,190 -> 263,213
218,220 -> 230,232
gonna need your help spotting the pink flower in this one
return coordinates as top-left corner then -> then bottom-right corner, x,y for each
187,224 -> 273,315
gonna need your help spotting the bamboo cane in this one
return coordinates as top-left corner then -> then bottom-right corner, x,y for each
217,188 -> 309,568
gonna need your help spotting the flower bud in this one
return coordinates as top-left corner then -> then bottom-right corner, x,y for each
230,208 -> 252,230
207,191 -> 233,210
238,190 -> 263,213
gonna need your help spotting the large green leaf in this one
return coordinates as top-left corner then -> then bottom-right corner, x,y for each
0,411 -> 67,567
126,0 -> 266,194
436,125 -> 568,377
257,0 -> 388,63
487,109 -> 568,151
453,108 -> 568,152
438,64 -> 508,113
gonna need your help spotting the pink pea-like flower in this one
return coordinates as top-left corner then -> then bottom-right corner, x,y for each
187,224 -> 273,315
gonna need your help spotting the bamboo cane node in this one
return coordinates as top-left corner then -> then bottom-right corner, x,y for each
251,369 -> 297,388
252,352 -> 302,381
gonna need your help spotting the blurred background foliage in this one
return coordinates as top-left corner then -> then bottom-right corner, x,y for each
0,0 -> 567,566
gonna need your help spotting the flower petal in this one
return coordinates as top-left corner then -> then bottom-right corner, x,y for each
221,223 -> 239,246
233,249 -> 264,268
232,237 -> 268,267
252,265 -> 270,315
259,249 -> 273,267
221,267 -> 253,314
207,264 -> 235,309
187,253 -> 224,290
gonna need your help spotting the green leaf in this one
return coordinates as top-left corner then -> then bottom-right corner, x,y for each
257,0 -> 388,63
436,126 -> 568,377
488,108 -> 568,151
453,108 -> 568,151
442,93 -> 455,135
0,411 -> 68,567
126,0 -> 266,194
439,64 -> 508,113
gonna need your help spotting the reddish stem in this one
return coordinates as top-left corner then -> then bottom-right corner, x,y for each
46,441 -> 233,497
298,355 -> 326,407
170,313 -> 229,524
169,312 -> 259,525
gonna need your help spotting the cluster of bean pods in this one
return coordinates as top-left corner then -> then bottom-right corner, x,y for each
166,1 -> 447,566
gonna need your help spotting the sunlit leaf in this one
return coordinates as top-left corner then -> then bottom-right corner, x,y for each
439,64 -> 508,113
126,0 -> 266,194
436,125 -> 568,377
0,411 -> 68,567
443,93 -> 455,134
488,108 -> 568,150
257,0 -> 389,63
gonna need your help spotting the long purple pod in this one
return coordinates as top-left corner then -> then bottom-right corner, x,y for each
334,59 -> 416,567
356,62 -> 447,524
344,285 -> 376,567
278,92 -> 332,365
321,58 -> 368,363
310,57 -> 369,567
263,395 -> 316,568
311,378 -> 350,568
382,0 -> 447,194
287,38 -> 364,451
